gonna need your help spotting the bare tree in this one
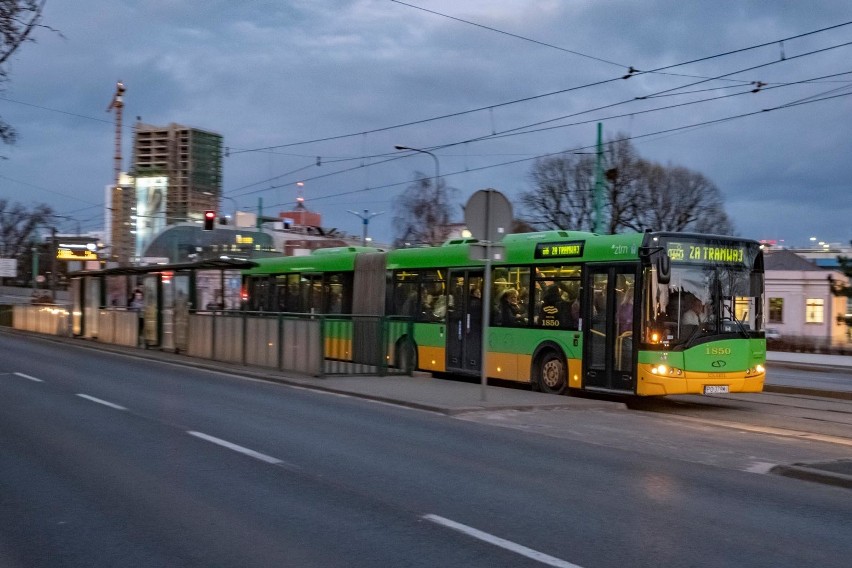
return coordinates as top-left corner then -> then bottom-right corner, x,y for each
520,135 -> 735,236
392,172 -> 456,246
633,163 -> 734,234
602,136 -> 644,234
520,152 -> 594,231
0,199 -> 53,257
0,1 -> 48,145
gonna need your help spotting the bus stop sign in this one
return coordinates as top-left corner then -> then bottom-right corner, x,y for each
464,189 -> 513,243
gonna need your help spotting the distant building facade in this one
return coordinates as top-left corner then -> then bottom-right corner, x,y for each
106,172 -> 136,263
764,249 -> 850,347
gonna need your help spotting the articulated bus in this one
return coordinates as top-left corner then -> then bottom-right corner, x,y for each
243,230 -> 766,396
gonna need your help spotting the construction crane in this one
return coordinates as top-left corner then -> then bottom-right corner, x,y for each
107,81 -> 126,190
107,81 -> 126,262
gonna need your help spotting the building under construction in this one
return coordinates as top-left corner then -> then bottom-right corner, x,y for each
132,122 -> 223,225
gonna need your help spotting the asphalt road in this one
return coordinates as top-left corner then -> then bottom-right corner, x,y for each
766,363 -> 852,393
1,334 -> 851,567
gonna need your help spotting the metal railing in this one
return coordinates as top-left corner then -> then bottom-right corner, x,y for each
11,304 -> 415,379
12,304 -> 71,336
185,311 -> 414,377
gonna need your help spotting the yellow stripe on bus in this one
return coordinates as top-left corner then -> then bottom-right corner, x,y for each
636,363 -> 765,396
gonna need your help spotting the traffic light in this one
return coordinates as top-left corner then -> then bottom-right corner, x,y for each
203,210 -> 216,231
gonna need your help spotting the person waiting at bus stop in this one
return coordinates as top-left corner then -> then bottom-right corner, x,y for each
129,288 -> 145,345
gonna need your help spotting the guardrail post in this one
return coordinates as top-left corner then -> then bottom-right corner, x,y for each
379,315 -> 387,377
276,313 -> 283,372
318,315 -> 326,378
242,311 -> 247,366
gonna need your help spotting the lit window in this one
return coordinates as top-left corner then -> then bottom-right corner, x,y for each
805,299 -> 824,323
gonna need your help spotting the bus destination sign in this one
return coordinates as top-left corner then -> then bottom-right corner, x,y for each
666,242 -> 745,264
534,241 -> 585,260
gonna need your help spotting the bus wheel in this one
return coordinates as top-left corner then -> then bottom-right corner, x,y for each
536,350 -> 567,394
396,339 -> 417,372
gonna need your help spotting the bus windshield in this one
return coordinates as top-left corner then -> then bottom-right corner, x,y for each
644,240 -> 764,347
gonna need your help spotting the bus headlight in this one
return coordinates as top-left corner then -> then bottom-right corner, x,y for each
746,364 -> 765,377
650,365 -> 683,376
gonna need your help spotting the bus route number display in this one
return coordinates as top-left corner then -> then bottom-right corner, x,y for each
534,241 -> 585,260
666,242 -> 745,264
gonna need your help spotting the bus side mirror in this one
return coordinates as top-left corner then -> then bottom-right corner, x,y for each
657,255 -> 671,285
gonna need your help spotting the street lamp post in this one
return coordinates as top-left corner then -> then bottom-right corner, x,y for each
394,145 -> 440,196
221,196 -> 239,225
348,209 -> 385,246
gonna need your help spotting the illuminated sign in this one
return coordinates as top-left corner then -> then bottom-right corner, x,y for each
135,176 -> 168,258
236,235 -> 254,245
57,248 -> 98,261
534,241 -> 585,260
666,242 -> 745,264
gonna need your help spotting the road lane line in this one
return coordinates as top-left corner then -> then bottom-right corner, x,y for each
76,394 -> 127,411
423,514 -> 583,568
187,431 -> 283,465
13,372 -> 43,382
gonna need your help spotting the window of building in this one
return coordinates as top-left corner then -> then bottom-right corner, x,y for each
768,297 -> 783,323
805,298 -> 824,324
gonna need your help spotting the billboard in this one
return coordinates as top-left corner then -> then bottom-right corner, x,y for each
135,176 -> 168,258
0,258 -> 16,277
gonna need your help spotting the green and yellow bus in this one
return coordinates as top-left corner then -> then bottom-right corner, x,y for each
243,229 -> 767,396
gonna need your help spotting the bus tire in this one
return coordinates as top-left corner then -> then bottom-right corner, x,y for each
536,350 -> 567,394
396,338 -> 417,372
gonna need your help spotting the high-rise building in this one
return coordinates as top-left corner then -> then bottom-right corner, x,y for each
132,122 -> 223,226
103,122 -> 224,263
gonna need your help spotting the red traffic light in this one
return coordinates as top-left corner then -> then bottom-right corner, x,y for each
203,210 -> 216,230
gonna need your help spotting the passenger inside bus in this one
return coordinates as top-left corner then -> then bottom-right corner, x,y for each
496,288 -> 526,326
538,284 -> 575,329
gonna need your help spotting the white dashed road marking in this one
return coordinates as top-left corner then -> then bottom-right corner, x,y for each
187,431 -> 283,465
424,514 -> 584,568
76,394 -> 127,411
13,372 -> 43,382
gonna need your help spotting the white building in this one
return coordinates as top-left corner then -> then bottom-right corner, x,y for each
764,249 -> 850,347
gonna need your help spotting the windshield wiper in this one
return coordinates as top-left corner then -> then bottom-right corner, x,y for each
722,300 -> 749,338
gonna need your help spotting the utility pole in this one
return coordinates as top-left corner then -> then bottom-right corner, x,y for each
593,122 -> 604,234
348,209 -> 385,246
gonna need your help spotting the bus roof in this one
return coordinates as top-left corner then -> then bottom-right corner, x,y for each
243,230 -> 759,276
386,230 -> 647,269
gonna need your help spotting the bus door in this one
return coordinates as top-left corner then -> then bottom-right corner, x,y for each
446,269 -> 484,374
583,264 -> 637,393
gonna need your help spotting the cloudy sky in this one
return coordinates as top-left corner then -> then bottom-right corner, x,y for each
1,0 -> 851,248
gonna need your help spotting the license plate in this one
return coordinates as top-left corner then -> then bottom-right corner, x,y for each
704,385 -> 729,395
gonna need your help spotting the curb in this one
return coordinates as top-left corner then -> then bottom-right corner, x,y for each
768,361 -> 852,375
763,384 -> 852,401
770,462 -> 852,489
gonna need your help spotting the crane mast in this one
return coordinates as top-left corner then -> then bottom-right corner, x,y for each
107,81 -> 126,190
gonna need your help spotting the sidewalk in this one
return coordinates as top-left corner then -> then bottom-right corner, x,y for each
764,350 -> 852,399
767,350 -> 852,369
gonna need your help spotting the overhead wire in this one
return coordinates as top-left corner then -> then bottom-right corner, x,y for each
228,19 -> 852,155
228,63 -> 852,198
256,89 -> 852,212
